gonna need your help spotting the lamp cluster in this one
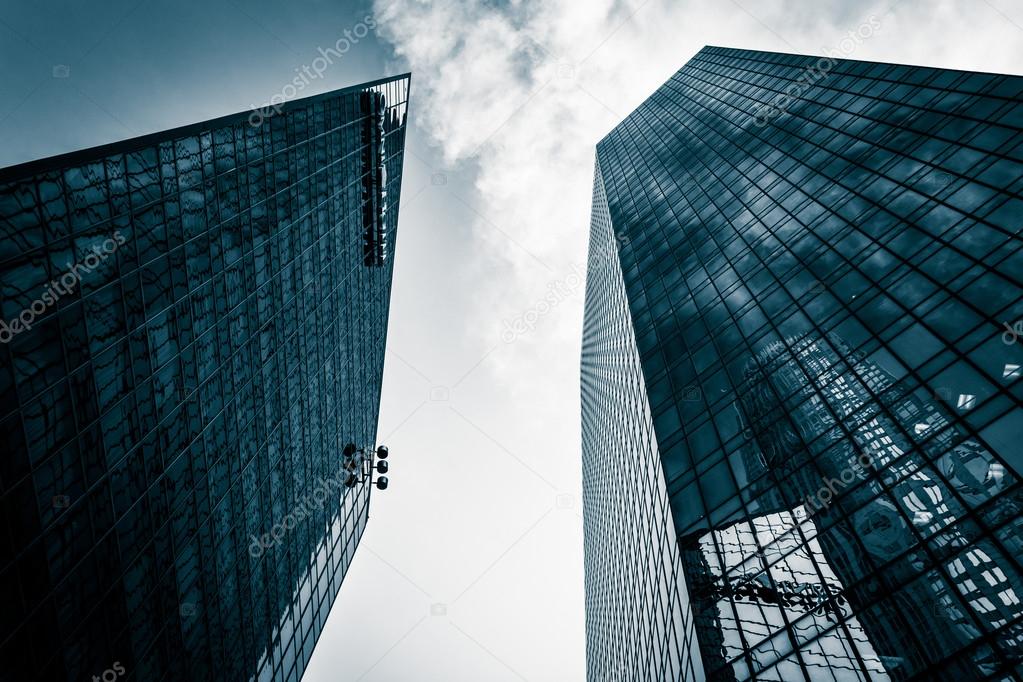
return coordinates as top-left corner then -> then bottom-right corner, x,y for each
342,443 -> 391,490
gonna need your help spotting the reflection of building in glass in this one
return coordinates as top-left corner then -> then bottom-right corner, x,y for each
680,509 -> 890,681
583,46 -> 1023,680
738,332 -> 1022,679
0,76 -> 409,680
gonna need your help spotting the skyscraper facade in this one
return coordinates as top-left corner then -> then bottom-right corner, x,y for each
0,74 -> 409,681
582,46 -> 1023,681
581,161 -> 706,682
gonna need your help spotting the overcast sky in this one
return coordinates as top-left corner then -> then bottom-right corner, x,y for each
3,1 -> 1023,680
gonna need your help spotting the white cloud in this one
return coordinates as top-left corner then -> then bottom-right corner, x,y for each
320,0 -> 1023,679
370,0 -> 1023,453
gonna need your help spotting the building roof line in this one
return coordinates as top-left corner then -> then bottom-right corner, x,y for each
0,72 -> 411,183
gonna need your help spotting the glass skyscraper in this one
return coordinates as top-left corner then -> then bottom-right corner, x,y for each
582,46 -> 1023,681
0,74 -> 409,681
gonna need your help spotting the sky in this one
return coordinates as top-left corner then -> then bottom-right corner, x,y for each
2,0 -> 1023,680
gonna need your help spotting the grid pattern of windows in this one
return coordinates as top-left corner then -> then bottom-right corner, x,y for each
588,46 -> 1023,680
0,75 -> 409,682
582,160 -> 704,682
